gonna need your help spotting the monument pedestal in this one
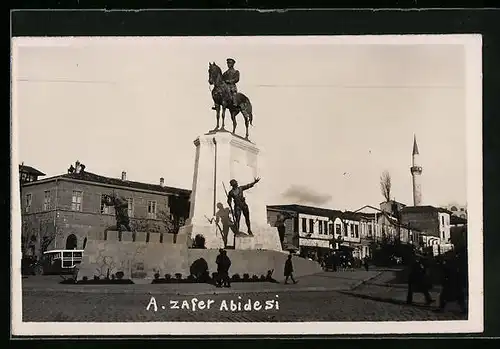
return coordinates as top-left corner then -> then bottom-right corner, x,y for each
179,130 -> 282,252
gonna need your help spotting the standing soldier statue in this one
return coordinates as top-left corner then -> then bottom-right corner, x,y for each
212,58 -> 240,110
275,212 -> 294,249
227,177 -> 260,236
102,192 -> 132,232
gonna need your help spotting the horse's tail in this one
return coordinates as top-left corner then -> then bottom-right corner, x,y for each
242,96 -> 253,125
247,101 -> 253,125
237,93 -> 253,126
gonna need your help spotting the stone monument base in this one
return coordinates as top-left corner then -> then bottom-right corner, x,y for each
184,131 -> 283,252
76,230 -> 321,282
234,225 -> 283,250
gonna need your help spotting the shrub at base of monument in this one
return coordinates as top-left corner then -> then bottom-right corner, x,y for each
61,271 -> 134,285
150,270 -> 279,285
191,234 -> 206,249
230,272 -> 278,283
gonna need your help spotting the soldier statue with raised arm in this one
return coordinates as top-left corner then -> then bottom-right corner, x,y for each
227,177 -> 260,236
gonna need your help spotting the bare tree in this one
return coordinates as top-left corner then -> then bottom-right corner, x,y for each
380,170 -> 392,202
22,216 -> 61,258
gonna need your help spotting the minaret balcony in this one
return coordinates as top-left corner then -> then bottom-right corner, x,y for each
410,166 -> 422,174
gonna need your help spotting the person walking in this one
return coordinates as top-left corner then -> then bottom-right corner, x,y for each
436,253 -> 467,313
406,256 -> 434,306
284,253 -> 298,284
363,255 -> 370,271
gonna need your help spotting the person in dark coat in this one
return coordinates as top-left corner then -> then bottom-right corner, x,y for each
406,256 -> 434,305
216,249 -> 231,287
284,253 -> 297,284
220,250 -> 232,287
363,255 -> 370,271
436,253 -> 467,313
215,249 -> 224,287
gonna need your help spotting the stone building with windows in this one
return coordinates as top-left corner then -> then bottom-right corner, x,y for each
267,204 -> 393,259
267,204 -> 342,257
400,205 -> 452,245
267,203 -> 423,260
19,164 -> 46,185
20,162 -> 191,257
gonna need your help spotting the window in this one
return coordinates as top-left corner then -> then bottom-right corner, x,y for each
43,190 -> 51,211
450,206 -> 457,211
25,193 -> 32,213
309,219 -> 314,233
71,190 -> 83,211
350,223 -> 354,237
368,224 -> 373,237
441,216 -> 445,226
354,224 -> 359,238
343,224 -> 348,237
335,223 -> 342,236
127,198 -> 134,218
324,221 -> 328,235
318,221 -> 323,234
328,223 -> 334,235
147,200 -> 157,219
100,195 -> 110,214
302,218 -> 307,233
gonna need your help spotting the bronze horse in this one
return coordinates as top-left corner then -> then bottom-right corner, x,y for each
208,62 -> 253,139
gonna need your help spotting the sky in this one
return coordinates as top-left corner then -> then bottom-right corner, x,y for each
12,36 -> 469,211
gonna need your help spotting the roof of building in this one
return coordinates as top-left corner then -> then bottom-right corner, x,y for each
402,205 -> 452,214
378,210 -> 422,232
450,215 -> 468,225
267,204 -> 341,218
19,164 -> 45,176
379,200 -> 408,207
267,204 -> 378,221
24,170 -> 191,196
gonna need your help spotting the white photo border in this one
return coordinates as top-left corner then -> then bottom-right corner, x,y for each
11,34 -> 483,336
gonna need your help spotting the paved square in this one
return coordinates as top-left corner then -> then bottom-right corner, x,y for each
21,269 -> 467,322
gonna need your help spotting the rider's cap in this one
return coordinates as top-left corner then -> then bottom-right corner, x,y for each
229,179 -> 237,186
226,58 -> 236,64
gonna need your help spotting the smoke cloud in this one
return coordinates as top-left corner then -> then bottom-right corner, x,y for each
281,185 -> 332,206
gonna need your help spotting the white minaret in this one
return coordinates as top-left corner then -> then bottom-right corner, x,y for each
410,135 -> 423,206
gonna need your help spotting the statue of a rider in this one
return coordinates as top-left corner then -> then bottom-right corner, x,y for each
212,58 -> 240,110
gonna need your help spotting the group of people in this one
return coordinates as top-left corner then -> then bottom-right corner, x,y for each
316,252 -> 370,272
406,250 -> 467,313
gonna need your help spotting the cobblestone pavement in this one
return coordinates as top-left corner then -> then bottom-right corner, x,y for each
21,270 -> 382,295
22,289 -> 465,322
21,269 -> 467,322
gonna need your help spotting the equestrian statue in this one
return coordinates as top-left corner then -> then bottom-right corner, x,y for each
208,58 -> 254,139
